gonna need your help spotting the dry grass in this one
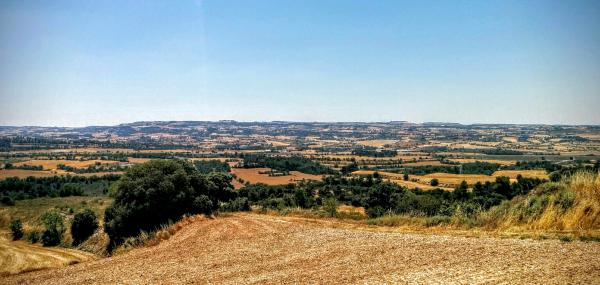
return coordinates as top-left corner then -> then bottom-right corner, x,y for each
483,171 -> 600,233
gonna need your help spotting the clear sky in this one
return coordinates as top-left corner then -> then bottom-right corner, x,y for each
1,0 -> 599,127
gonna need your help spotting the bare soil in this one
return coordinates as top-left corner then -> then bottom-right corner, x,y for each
2,213 -> 599,284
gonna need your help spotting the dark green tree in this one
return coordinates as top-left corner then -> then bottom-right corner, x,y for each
71,208 -> 99,245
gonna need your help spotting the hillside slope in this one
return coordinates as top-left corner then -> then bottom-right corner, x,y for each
0,236 -> 96,276
2,213 -> 599,284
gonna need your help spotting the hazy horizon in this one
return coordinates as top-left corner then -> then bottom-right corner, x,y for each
1,1 -> 600,127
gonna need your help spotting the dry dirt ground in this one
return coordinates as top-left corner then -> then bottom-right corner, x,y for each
2,213 -> 599,284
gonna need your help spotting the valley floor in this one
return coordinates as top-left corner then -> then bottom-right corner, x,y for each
2,213 -> 599,284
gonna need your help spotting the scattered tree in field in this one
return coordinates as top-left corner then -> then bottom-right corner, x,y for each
10,219 -> 23,240
71,208 -> 99,245
430,179 -> 439,187
41,211 -> 65,246
403,173 -> 409,181
323,197 -> 338,217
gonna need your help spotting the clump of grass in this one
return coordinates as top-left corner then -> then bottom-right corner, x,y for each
114,214 -> 203,254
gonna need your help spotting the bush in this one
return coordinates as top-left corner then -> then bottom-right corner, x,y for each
430,179 -> 439,186
41,211 -> 64,246
10,219 -> 23,240
1,195 -> 15,206
193,195 -> 214,215
71,208 -> 99,245
104,160 -> 235,248
27,230 -> 41,244
323,197 -> 338,217
221,197 -> 251,212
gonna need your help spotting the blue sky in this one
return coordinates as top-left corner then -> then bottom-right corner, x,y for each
1,0 -> 599,126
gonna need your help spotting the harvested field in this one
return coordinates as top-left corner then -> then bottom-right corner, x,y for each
2,213 -> 599,284
0,169 -> 122,180
356,140 -> 397,147
492,170 -> 549,179
0,169 -> 58,179
0,237 -> 97,276
419,173 -> 497,187
231,168 -> 322,188
13,159 -> 120,170
354,170 -> 548,188
401,160 -> 444,167
447,158 -> 517,166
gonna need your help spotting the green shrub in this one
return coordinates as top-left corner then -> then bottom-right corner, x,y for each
323,197 -> 338,217
41,211 -> 64,246
71,208 -> 99,245
10,219 -> 23,240
221,197 -> 250,212
430,179 -> 439,186
27,230 -> 41,244
1,195 -> 15,206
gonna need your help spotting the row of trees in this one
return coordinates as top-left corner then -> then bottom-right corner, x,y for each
0,175 -> 119,204
236,173 -> 547,218
241,155 -> 335,175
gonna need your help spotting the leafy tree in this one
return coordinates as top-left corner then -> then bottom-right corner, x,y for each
294,188 -> 309,208
453,181 -> 469,201
41,211 -> 64,246
403,173 -> 409,181
10,219 -> 23,240
430,179 -> 439,187
71,208 -> 99,245
104,160 -> 235,248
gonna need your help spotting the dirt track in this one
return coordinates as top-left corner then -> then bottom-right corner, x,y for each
2,213 -> 599,284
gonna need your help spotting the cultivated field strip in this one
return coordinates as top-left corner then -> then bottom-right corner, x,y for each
2,213 -> 599,284
0,237 -> 96,276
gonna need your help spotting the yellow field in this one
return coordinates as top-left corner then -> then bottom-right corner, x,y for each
126,157 -> 152,164
353,169 -> 549,188
13,159 -> 120,170
0,170 -> 59,179
447,158 -> 517,166
492,170 -> 549,179
231,168 -> 322,188
0,169 -> 122,180
401,160 -> 444,167
356,140 -> 397,147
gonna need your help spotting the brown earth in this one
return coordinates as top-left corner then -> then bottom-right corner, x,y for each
231,168 -> 322,188
2,213 -> 599,284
